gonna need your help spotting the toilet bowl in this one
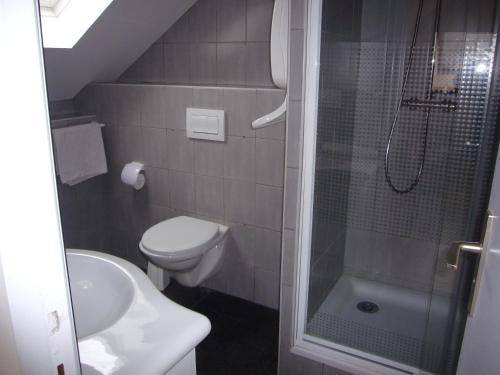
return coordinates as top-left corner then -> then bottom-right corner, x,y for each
139,216 -> 228,290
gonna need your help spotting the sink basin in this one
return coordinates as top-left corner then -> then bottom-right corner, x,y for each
66,249 -> 211,374
66,254 -> 134,338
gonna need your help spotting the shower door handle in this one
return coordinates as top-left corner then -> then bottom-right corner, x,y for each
447,213 -> 494,316
447,242 -> 483,270
447,211 -> 492,271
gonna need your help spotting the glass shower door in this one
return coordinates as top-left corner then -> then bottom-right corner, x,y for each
296,0 -> 500,374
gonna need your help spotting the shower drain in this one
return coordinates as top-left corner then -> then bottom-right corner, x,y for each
357,301 -> 379,314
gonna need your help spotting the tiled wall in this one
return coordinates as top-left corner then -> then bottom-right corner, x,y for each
75,83 -> 285,309
119,0 -> 275,87
49,101 -> 109,252
319,0 -> 498,294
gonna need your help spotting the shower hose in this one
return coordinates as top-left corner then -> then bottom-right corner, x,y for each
384,0 -> 440,194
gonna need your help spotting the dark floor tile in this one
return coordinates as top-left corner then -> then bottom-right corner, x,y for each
197,291 -> 263,320
162,280 -> 211,308
166,287 -> 279,375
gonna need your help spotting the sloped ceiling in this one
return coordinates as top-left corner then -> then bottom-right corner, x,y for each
43,0 -> 196,101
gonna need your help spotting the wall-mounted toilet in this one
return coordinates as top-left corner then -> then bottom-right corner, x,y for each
139,216 -> 228,290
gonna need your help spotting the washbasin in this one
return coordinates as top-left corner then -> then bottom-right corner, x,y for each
66,254 -> 134,338
65,249 -> 211,375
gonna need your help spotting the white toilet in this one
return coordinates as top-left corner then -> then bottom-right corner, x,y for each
139,216 -> 228,290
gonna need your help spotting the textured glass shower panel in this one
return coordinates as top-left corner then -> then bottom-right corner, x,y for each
306,27 -> 498,374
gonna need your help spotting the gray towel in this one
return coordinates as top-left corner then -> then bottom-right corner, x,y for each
52,122 -> 108,185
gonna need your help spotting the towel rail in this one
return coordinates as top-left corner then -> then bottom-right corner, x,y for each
50,114 -> 102,129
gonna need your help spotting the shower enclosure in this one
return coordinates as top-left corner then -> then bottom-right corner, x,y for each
293,0 -> 500,374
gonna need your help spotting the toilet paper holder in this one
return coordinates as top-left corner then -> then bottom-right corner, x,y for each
121,161 -> 145,190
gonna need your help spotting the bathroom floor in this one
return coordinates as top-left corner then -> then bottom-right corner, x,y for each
163,281 -> 279,375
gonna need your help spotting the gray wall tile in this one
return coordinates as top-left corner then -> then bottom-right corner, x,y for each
162,15 -> 190,43
112,85 -> 141,126
195,175 -> 224,219
217,0 -> 247,42
149,204 -> 174,225
140,85 -> 167,128
224,136 -> 256,182
190,43 -> 217,85
194,140 -> 224,177
254,267 -> 280,308
225,223 -> 255,265
256,184 -> 283,230
167,130 -> 194,172
246,0 -> 274,41
224,88 -> 257,137
142,127 -> 168,168
225,260 -> 254,301
188,0 -> 217,43
203,271 -> 228,293
254,227 -> 282,272
124,44 -> 164,83
145,167 -> 169,206
246,42 -> 273,87
169,171 -> 196,212
94,85 -> 114,124
224,179 -> 256,225
164,44 -> 191,83
114,125 -> 143,166
193,87 -> 224,108
217,43 -> 248,86
165,86 -> 193,130
256,120 -> 286,141
256,138 -> 285,187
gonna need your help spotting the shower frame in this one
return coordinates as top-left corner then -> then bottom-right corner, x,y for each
292,0 -> 446,374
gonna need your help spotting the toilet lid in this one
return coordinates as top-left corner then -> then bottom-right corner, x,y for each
140,216 -> 219,258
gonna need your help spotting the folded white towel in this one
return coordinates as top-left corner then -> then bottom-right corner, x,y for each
52,121 -> 108,186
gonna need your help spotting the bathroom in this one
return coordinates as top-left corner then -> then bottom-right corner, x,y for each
2,0 -> 500,374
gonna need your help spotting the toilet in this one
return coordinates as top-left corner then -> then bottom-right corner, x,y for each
139,216 -> 228,290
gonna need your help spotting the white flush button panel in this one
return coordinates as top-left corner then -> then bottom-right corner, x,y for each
186,108 -> 225,141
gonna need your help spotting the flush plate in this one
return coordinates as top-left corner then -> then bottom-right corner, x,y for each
186,108 -> 225,142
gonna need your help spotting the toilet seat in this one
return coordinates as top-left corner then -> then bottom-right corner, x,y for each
140,216 -> 219,261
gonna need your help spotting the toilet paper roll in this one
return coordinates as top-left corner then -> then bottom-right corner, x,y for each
121,162 -> 145,190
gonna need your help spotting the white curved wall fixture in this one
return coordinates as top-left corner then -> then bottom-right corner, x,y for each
252,0 -> 289,129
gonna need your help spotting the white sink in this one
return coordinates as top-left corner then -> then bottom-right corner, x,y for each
66,249 -> 211,375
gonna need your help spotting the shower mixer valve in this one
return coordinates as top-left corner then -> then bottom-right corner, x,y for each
402,97 -> 458,112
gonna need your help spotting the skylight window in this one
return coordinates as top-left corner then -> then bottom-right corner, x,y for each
40,0 -> 114,49
39,0 -> 71,17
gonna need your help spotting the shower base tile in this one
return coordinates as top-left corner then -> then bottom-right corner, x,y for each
307,275 -> 450,371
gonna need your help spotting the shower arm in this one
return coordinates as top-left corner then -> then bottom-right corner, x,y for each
252,96 -> 287,128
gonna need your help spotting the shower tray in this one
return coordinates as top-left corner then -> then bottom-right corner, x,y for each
307,275 -> 450,371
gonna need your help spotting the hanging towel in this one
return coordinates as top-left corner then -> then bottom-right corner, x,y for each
52,122 -> 108,185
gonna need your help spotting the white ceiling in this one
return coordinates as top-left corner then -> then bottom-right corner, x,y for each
43,0 -> 196,101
